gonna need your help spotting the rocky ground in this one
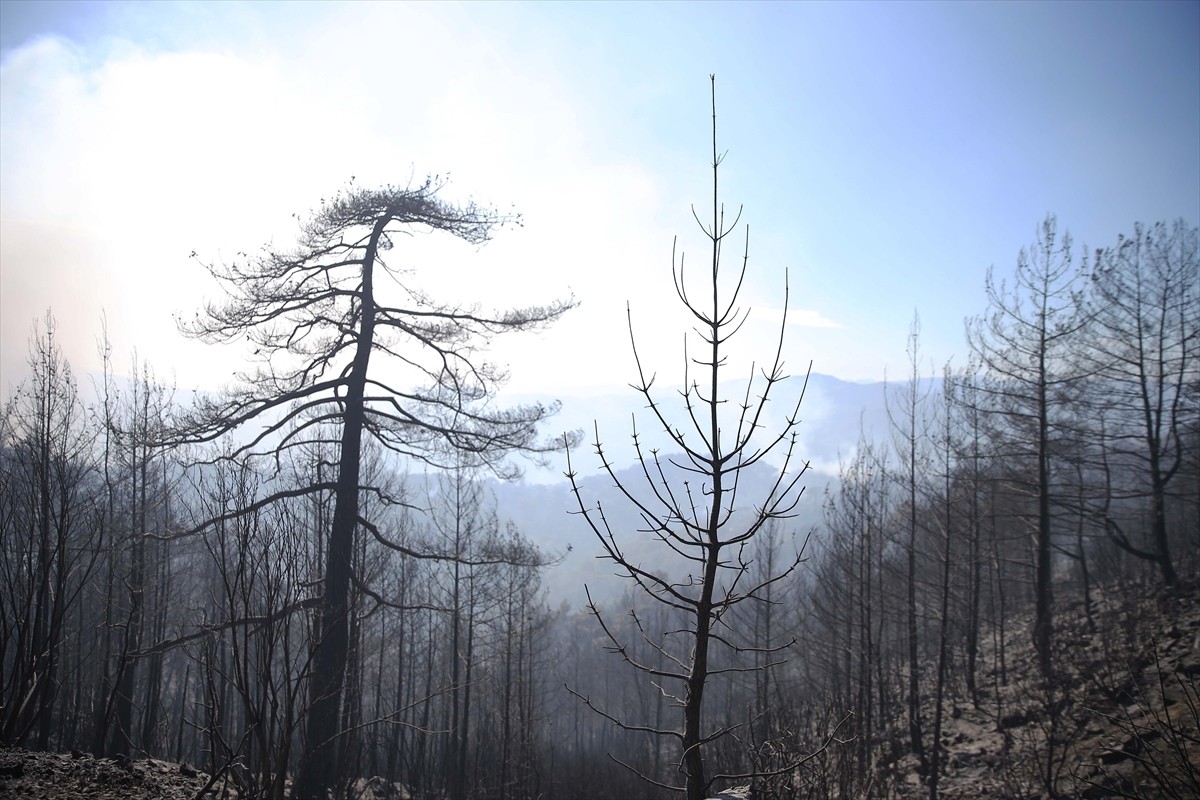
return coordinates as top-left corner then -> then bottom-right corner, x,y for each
0,748 -> 416,800
0,747 -> 215,799
886,581 -> 1200,799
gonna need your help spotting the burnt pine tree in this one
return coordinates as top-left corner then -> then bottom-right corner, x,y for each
566,77 -> 814,800
1081,221 -> 1199,587
0,314 -> 99,749
966,215 -> 1087,680
884,312 -> 933,777
99,358 -> 177,759
177,179 -> 575,799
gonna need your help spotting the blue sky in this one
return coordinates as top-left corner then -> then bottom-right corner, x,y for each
2,0 -> 1197,397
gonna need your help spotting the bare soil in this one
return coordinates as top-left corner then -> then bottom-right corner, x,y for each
0,747 -> 213,800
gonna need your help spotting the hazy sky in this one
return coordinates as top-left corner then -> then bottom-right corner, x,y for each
2,0 -> 1198,399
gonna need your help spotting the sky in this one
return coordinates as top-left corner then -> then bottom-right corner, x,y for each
2,0 -> 1198,402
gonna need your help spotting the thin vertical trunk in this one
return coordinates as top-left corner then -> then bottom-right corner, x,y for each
386,577 -> 408,782
499,589 -> 514,800
991,489 -> 1009,727
681,105 -> 726,800
28,369 -> 53,745
447,556 -> 463,800
906,412 -> 927,775
929,410 -> 954,800
370,602 -> 386,780
412,612 -> 436,794
1033,353 -> 1054,680
173,659 -> 191,762
1136,285 -> 1178,587
965,409 -> 983,707
456,591 -> 476,800
110,439 -> 148,756
141,468 -> 172,751
91,548 -> 118,755
1148,464 -> 1178,586
858,510 -> 874,781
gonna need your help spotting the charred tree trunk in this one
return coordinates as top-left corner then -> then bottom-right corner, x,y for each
294,214 -> 385,798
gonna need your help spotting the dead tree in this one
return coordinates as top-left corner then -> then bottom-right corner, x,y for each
1081,220 -> 1199,588
0,314 -> 100,750
566,77 -> 814,800
966,215 -> 1087,680
884,312 -> 933,778
176,178 -> 575,799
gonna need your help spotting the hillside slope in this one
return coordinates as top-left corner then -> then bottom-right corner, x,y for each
882,584 -> 1200,799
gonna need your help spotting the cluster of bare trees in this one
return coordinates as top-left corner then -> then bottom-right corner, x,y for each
786,216 -> 1199,798
0,315 -> 569,800
559,132 -> 1193,800
1,178 -> 579,800
558,80 -> 1197,800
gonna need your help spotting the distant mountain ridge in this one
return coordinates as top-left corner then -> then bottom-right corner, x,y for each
503,371 -> 942,485
486,447 -> 825,606
484,372 -> 944,605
